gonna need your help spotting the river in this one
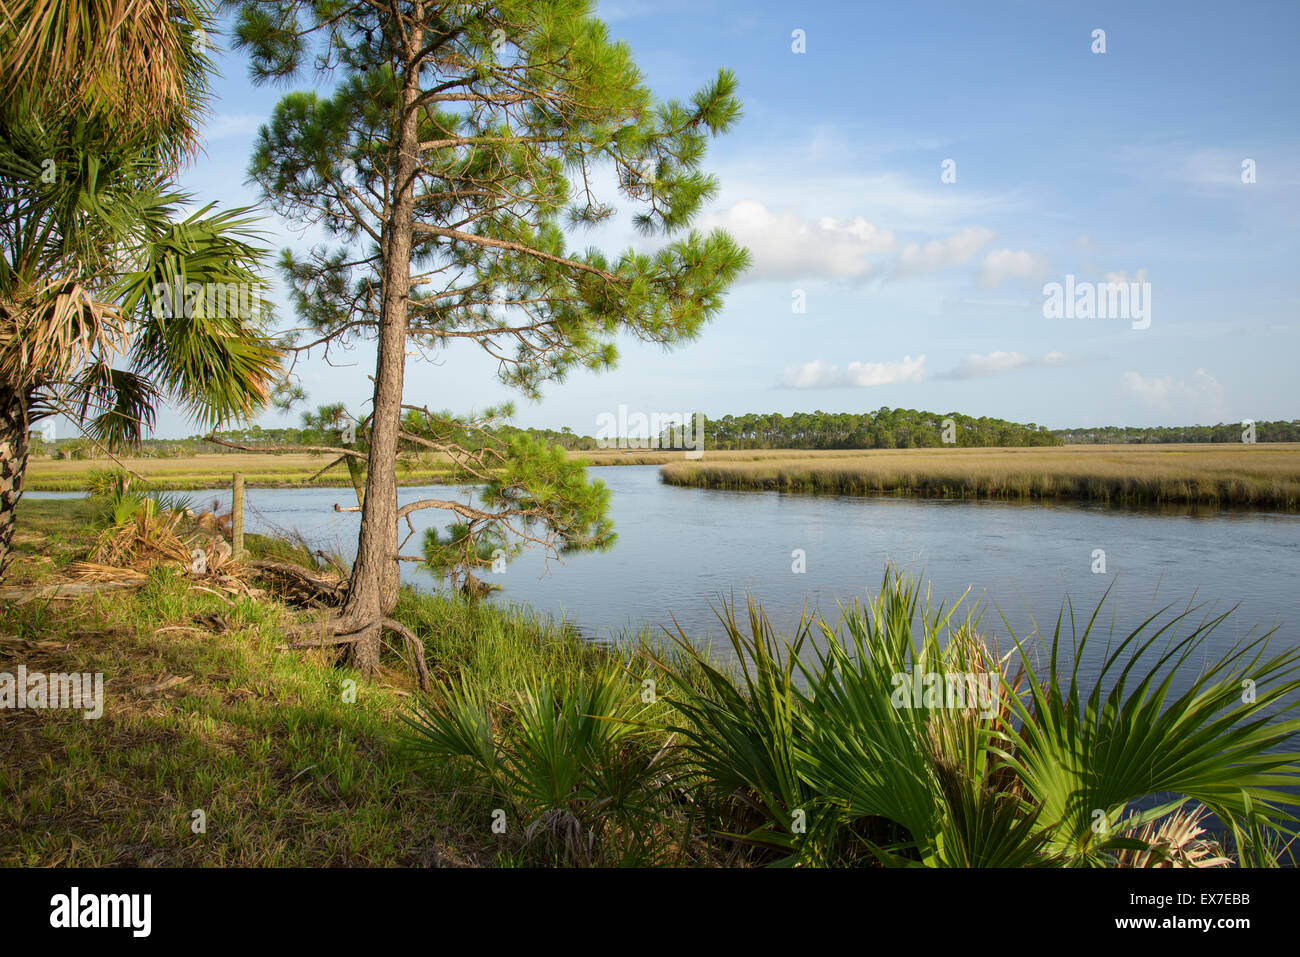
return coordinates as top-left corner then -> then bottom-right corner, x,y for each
35,465 -> 1299,682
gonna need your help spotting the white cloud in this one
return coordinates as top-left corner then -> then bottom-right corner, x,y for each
895,227 -> 995,278
706,156 -> 1028,234
780,355 -> 927,389
941,350 -> 1071,380
1123,369 -> 1226,419
1111,144 -> 1300,191
203,113 -> 265,140
977,248 -> 1050,288
705,200 -> 896,282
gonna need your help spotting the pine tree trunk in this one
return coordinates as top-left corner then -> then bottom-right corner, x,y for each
0,383 -> 30,580
339,59 -> 419,674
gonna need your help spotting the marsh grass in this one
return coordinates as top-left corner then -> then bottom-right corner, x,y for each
26,448 -> 694,491
25,452 -> 462,491
659,444 -> 1300,508
26,446 -> 921,491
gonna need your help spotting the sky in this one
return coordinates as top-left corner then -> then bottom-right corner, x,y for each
153,0 -> 1300,439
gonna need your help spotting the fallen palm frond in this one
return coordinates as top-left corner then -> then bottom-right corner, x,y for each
71,558 -> 263,603
74,488 -> 276,602
89,502 -> 191,568
68,560 -> 148,582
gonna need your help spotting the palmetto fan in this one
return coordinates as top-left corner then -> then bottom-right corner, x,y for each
0,92 -> 282,572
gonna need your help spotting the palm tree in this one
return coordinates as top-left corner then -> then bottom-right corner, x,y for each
0,59 -> 281,575
0,0 -> 213,168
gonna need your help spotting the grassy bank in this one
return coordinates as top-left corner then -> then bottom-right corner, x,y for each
659,443 -> 1300,508
4,498 -> 1299,867
1,499 -> 629,865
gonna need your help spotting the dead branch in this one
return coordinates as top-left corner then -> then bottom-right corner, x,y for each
307,455 -> 351,482
203,435 -> 367,460
381,616 -> 432,691
249,560 -> 348,607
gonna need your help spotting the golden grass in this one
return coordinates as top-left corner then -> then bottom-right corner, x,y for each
30,444 -> 1300,506
27,448 -> 704,490
25,452 -> 457,491
658,444 -> 1300,508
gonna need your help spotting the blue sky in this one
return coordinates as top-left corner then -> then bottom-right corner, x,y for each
158,0 -> 1300,438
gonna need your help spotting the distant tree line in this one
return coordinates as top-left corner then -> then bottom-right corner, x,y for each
170,407 -> 1060,452
29,412 -> 1298,460
689,409 -> 1060,449
1053,421 -> 1300,444
496,425 -> 600,451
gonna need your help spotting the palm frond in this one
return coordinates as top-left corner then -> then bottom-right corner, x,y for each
74,362 -> 162,449
0,277 -> 125,387
0,0 -> 214,167
116,203 -> 283,428
991,595 -> 1300,865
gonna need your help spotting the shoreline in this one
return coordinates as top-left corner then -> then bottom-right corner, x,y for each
659,444 -> 1300,510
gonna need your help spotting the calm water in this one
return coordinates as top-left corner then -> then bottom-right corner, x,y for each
40,465 -> 1299,676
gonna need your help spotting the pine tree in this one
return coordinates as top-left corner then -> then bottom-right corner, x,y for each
228,0 -> 750,678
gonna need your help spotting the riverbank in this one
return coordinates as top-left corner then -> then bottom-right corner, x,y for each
4,498 -> 1297,867
658,443 -> 1300,508
1,498 -> 624,865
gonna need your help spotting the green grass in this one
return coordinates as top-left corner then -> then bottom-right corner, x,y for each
4,498 -> 99,584
0,566 -> 664,866
1,568 -> 456,865
1,497 -> 653,865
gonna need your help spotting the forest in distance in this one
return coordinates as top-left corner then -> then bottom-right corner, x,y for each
31,407 -> 1300,460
